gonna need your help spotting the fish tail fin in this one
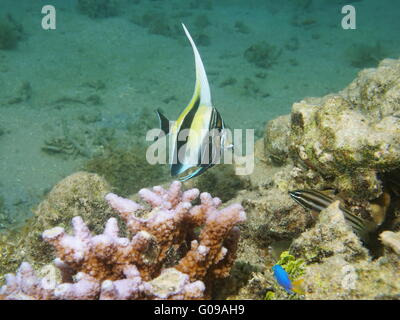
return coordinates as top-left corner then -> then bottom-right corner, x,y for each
341,207 -> 378,244
291,279 -> 305,295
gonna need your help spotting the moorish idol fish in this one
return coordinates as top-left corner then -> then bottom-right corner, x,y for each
289,189 -> 378,243
156,23 -> 232,182
272,264 -> 304,295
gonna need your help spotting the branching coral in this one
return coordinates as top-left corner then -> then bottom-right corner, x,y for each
0,181 -> 246,300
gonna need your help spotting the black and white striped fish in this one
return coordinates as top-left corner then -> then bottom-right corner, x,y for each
289,189 -> 377,243
156,24 -> 232,181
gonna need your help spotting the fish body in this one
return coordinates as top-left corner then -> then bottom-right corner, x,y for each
289,189 -> 377,243
156,24 -> 231,182
272,264 -> 294,294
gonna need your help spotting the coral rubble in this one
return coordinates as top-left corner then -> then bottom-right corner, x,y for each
0,181 -> 246,300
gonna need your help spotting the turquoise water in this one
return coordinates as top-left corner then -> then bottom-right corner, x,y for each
0,0 -> 399,228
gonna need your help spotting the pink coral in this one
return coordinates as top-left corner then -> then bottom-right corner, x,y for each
0,181 -> 246,300
0,262 -> 56,300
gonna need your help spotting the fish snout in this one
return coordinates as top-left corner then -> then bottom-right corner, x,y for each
288,190 -> 303,199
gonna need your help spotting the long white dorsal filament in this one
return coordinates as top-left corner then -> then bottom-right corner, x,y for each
181,23 -> 212,108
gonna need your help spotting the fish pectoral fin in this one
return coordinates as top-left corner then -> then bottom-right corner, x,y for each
156,109 -> 171,136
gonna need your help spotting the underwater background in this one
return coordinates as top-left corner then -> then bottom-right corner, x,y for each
0,0 -> 399,228
0,0 -> 398,229
1,0 -> 400,300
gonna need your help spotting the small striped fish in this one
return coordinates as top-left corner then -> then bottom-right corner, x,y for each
156,24 -> 232,181
289,189 -> 377,243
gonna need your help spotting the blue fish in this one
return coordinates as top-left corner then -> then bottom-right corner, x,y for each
272,264 -> 294,294
272,264 -> 304,295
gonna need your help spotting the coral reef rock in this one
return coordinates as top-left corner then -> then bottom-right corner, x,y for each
0,181 -> 246,300
290,202 -> 400,299
380,230 -> 400,255
290,58 -> 400,200
264,115 -> 291,166
238,161 -> 314,246
34,171 -> 113,232
241,57 -> 400,246
290,201 -> 369,264
225,58 -> 400,300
